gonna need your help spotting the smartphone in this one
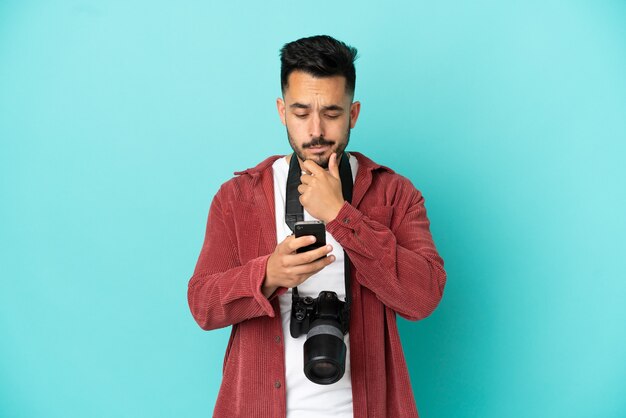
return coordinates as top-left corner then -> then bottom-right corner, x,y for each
294,221 -> 326,254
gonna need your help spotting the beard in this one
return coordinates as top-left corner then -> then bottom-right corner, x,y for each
286,123 -> 351,169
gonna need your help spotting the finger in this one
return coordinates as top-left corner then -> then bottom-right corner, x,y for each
291,254 -> 336,277
279,234 -> 294,245
300,173 -> 314,185
289,244 -> 333,265
328,153 -> 340,179
297,184 -> 309,195
285,235 -> 316,253
302,159 -> 325,176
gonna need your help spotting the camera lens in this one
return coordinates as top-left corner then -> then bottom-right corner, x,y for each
310,361 -> 336,379
303,320 -> 346,385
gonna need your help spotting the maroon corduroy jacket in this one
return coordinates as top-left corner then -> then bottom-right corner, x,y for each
188,152 -> 446,417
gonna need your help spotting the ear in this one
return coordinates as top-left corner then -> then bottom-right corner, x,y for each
349,101 -> 361,128
276,97 -> 287,126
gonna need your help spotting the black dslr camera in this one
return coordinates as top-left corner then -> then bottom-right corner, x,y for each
290,290 -> 349,385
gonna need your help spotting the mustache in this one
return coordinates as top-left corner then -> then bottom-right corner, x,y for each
303,137 -> 335,148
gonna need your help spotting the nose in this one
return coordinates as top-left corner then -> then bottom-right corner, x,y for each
308,113 -> 324,138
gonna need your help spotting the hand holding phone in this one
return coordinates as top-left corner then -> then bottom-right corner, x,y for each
262,223 -> 334,298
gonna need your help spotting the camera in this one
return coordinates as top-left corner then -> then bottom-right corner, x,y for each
290,290 -> 349,385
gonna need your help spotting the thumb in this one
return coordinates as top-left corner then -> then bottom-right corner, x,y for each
329,153 -> 340,179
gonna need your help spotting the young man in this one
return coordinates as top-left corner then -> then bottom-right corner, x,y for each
188,35 -> 446,418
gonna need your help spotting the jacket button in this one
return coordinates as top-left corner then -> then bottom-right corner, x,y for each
274,335 -> 281,343
343,218 -> 350,224
274,380 -> 281,388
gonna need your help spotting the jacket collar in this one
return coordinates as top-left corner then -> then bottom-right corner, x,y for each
233,155 -> 283,177
349,152 -> 395,207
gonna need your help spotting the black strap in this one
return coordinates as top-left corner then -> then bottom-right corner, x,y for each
285,154 -> 305,232
285,153 -> 353,332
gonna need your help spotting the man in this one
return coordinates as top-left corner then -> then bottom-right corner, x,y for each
188,35 -> 446,417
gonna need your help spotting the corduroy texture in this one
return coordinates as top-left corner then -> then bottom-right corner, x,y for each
188,152 -> 446,418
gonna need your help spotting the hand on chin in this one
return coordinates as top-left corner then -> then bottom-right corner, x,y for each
304,149 -> 333,168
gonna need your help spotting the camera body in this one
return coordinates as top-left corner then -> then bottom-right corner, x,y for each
290,291 -> 348,337
290,290 -> 349,385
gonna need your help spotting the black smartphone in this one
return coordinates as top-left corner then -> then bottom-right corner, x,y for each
294,221 -> 326,254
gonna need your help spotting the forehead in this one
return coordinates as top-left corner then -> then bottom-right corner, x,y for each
283,71 -> 350,104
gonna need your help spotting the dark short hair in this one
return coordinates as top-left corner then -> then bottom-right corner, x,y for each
280,35 -> 358,96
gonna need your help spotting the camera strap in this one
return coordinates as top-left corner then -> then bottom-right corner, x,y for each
285,152 -> 353,332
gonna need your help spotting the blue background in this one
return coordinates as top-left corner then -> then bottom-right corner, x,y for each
1,1 -> 625,417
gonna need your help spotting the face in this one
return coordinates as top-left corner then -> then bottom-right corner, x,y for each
277,71 -> 361,168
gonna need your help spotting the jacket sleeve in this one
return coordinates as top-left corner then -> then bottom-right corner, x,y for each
326,184 -> 446,321
187,186 -> 278,330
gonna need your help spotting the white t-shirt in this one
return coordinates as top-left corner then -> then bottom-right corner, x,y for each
273,155 -> 358,418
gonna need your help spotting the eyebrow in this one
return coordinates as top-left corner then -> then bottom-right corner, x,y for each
289,103 -> 345,112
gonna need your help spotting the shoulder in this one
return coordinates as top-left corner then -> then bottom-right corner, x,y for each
352,151 -> 423,206
352,151 -> 419,189
215,155 -> 283,201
